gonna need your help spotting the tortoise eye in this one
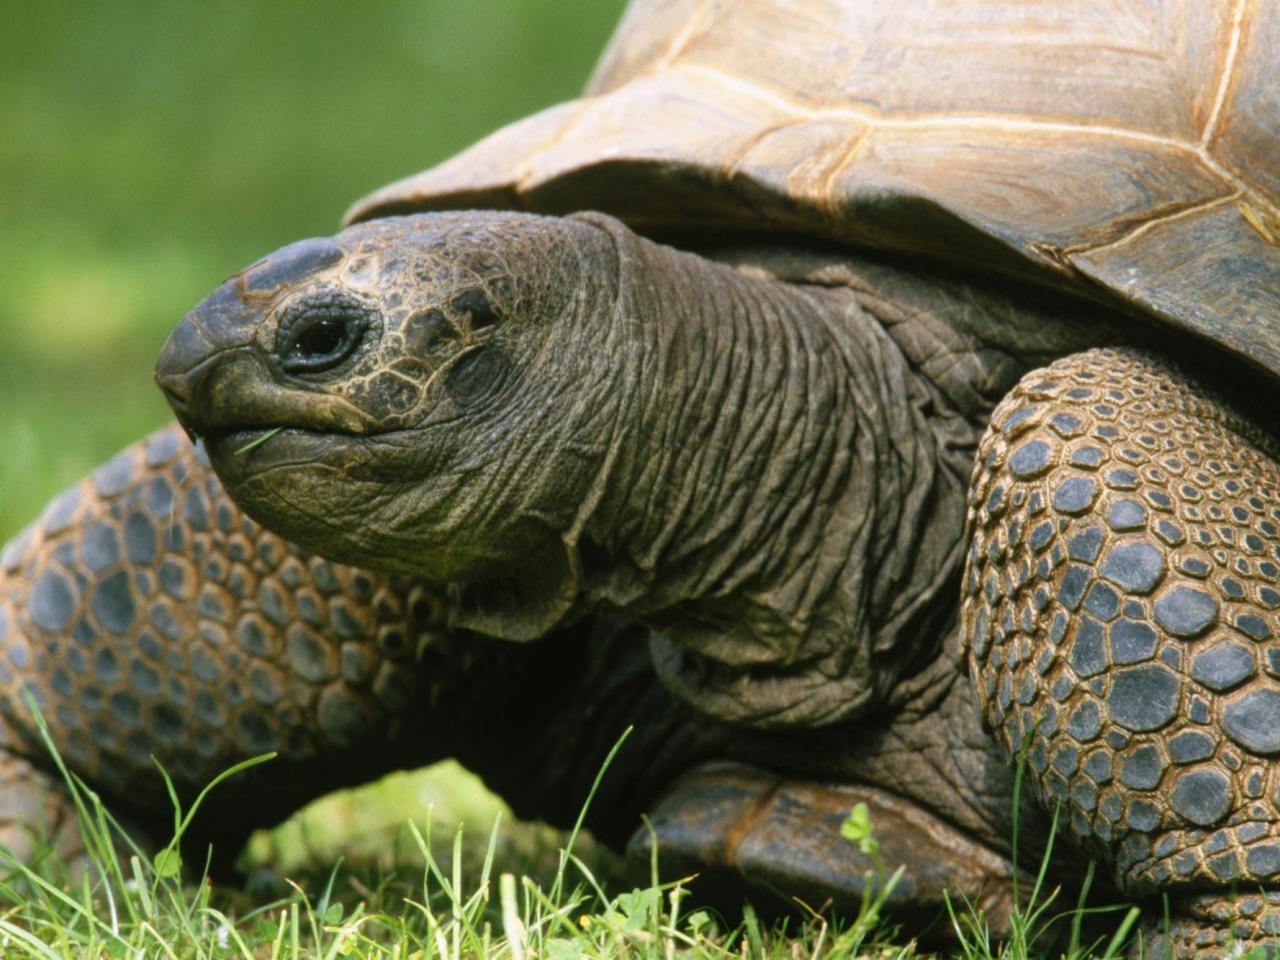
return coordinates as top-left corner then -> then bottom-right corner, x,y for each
296,319 -> 346,356
280,308 -> 367,373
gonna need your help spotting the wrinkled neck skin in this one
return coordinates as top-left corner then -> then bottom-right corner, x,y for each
609,238 -> 967,729
456,219 -> 1122,730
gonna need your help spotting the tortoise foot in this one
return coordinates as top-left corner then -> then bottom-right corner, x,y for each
0,748 -> 91,875
965,348 -> 1280,959
629,761 -> 1021,940
1131,893 -> 1280,959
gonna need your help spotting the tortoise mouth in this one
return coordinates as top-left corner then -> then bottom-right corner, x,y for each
202,420 -> 431,483
203,425 -> 355,463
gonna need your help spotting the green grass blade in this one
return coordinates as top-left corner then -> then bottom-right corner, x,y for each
1100,905 -> 1142,959
0,917 -> 65,959
1069,859 -> 1096,957
549,725 -> 632,904
235,427 -> 284,455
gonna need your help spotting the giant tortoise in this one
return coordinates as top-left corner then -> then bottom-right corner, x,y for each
2,1 -> 1279,955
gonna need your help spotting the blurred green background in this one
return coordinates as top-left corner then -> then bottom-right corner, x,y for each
0,0 -> 626,873
0,0 -> 626,540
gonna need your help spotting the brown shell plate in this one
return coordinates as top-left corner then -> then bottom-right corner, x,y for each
347,0 -> 1280,383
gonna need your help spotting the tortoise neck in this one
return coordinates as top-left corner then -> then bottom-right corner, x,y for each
577,238 -> 978,727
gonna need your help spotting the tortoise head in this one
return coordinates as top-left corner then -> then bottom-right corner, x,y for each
156,211 -> 626,584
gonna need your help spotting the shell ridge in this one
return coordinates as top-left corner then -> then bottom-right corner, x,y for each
680,62 -> 1220,159
512,99 -> 599,196
1062,188 -> 1244,259
720,122 -> 792,186
817,126 -> 871,221
676,61 -> 1275,235
651,0 -> 724,73
1199,0 -> 1251,147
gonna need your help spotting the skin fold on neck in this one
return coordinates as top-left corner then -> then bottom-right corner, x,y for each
455,221 -> 992,730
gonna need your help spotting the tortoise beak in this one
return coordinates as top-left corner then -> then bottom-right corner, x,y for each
155,278 -> 265,441
157,235 -> 362,442
156,279 -> 377,452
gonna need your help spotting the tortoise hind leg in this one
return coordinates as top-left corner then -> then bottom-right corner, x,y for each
964,347 -> 1280,958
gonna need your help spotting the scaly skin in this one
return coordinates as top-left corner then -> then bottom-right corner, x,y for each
966,348 -> 1280,957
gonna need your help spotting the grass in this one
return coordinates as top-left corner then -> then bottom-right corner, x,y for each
0,710 -> 929,959
0,697 -> 1162,959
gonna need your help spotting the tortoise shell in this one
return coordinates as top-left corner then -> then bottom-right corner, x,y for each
347,0 -> 1280,381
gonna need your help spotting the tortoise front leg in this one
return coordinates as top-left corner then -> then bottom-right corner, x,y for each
964,347 -> 1280,958
0,425 -> 716,874
0,425 -> 450,869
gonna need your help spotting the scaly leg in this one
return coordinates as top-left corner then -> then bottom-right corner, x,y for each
0,426 -> 449,868
965,347 -> 1280,957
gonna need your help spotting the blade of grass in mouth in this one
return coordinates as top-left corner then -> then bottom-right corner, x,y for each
235,427 -> 284,455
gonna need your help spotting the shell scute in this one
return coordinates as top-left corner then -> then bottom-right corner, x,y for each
349,0 -> 1280,379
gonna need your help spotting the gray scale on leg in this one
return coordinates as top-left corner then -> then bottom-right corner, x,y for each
964,348 -> 1280,903
1190,640 -> 1256,692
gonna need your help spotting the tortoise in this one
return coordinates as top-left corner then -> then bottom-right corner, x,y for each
2,0 -> 1280,955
